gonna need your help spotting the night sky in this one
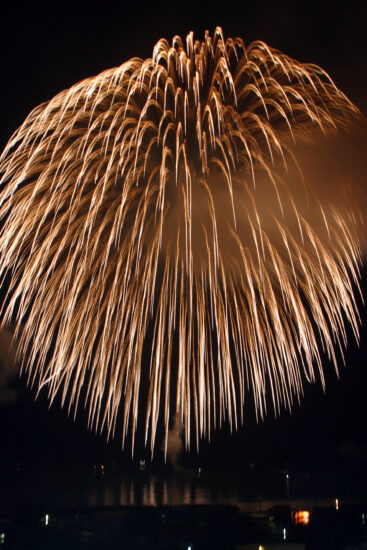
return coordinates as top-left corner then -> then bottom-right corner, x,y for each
0,0 -> 367,473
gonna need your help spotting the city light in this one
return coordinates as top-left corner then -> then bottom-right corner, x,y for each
294,510 -> 310,525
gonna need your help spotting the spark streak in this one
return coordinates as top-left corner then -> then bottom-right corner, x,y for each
0,28 -> 364,453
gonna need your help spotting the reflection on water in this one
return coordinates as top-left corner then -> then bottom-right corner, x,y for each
89,474 -> 230,508
2,468 -> 364,549
1,465 -> 343,512
1,468 -> 279,509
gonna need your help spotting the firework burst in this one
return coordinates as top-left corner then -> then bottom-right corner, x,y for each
0,28 -> 364,454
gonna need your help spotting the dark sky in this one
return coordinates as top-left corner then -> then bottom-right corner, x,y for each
0,0 -> 367,471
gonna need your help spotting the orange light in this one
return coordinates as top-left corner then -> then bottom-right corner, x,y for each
294,510 -> 310,525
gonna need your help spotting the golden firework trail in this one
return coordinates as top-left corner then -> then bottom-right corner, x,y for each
0,28 -> 364,454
